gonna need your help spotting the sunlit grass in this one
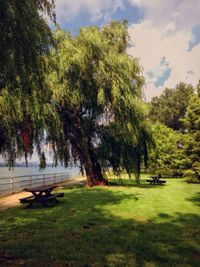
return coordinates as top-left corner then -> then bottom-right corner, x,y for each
0,176 -> 200,266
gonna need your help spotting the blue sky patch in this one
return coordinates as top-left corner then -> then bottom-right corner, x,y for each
55,0 -> 142,35
188,24 -> 200,51
146,57 -> 171,87
111,0 -> 142,26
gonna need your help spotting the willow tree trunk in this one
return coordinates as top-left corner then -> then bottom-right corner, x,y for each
60,104 -> 108,186
89,147 -> 108,185
69,129 -> 108,186
83,157 -> 96,186
82,148 -> 108,186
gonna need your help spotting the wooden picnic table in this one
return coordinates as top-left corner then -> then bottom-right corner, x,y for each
146,176 -> 166,185
19,185 -> 64,208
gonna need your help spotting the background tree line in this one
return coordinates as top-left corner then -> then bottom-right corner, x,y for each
148,82 -> 200,182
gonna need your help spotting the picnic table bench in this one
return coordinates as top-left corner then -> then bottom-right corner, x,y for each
146,176 -> 166,185
19,185 -> 64,208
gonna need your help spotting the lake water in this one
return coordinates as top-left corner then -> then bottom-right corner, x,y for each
0,166 -> 80,196
0,166 -> 79,178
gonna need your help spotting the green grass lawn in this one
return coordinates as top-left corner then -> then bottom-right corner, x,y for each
0,176 -> 200,266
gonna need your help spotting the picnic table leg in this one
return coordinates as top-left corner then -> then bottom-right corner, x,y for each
47,189 -> 61,204
24,188 -> 62,208
31,192 -> 49,208
25,198 -> 37,209
41,200 -> 49,207
27,202 -> 34,209
45,190 -> 59,205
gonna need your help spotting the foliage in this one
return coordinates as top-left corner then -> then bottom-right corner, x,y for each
46,22 -> 152,184
97,115 -> 152,183
0,0 -> 55,93
183,169 -> 199,183
183,92 -> 200,181
148,122 -> 186,175
39,152 -> 47,170
0,0 -> 55,165
148,81 -> 200,182
149,83 -> 194,131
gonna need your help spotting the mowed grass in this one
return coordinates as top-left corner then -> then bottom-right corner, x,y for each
0,176 -> 200,267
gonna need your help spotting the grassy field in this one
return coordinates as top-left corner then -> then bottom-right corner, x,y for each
0,176 -> 200,266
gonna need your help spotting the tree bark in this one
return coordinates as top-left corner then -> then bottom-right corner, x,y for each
83,157 -> 95,186
81,147 -> 108,186
69,132 -> 108,186
88,147 -> 108,186
65,109 -> 108,186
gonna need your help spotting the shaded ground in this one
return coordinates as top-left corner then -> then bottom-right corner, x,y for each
0,177 -> 85,210
0,178 -> 200,266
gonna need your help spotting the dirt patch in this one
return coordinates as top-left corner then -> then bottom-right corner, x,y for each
0,177 -> 86,210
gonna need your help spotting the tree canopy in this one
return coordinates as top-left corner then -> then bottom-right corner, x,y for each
0,0 -> 55,165
182,91 -> 200,181
148,122 -> 186,176
148,81 -> 200,182
0,0 -> 55,92
149,83 -> 194,131
0,6 -> 152,185
45,22 -> 152,185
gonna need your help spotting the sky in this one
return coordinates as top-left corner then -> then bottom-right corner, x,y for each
53,0 -> 200,101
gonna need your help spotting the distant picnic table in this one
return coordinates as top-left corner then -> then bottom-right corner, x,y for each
19,185 -> 64,208
146,176 -> 166,185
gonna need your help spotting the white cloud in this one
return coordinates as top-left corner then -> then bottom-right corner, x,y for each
127,20 -> 200,101
54,0 -> 200,100
128,0 -> 200,31
126,1 -> 200,100
55,0 -> 125,22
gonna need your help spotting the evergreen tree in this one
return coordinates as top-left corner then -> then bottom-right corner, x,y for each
149,83 -> 194,131
148,122 -> 186,176
148,81 -> 200,181
183,90 -> 200,181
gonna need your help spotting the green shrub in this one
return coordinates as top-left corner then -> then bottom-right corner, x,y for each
183,169 -> 200,183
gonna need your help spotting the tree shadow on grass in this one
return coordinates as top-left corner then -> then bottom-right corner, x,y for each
0,188 -> 200,267
187,192 -> 200,207
109,178 -> 166,189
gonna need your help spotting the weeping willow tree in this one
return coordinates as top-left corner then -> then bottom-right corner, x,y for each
46,21 -> 152,185
97,117 -> 151,184
0,0 -> 55,165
